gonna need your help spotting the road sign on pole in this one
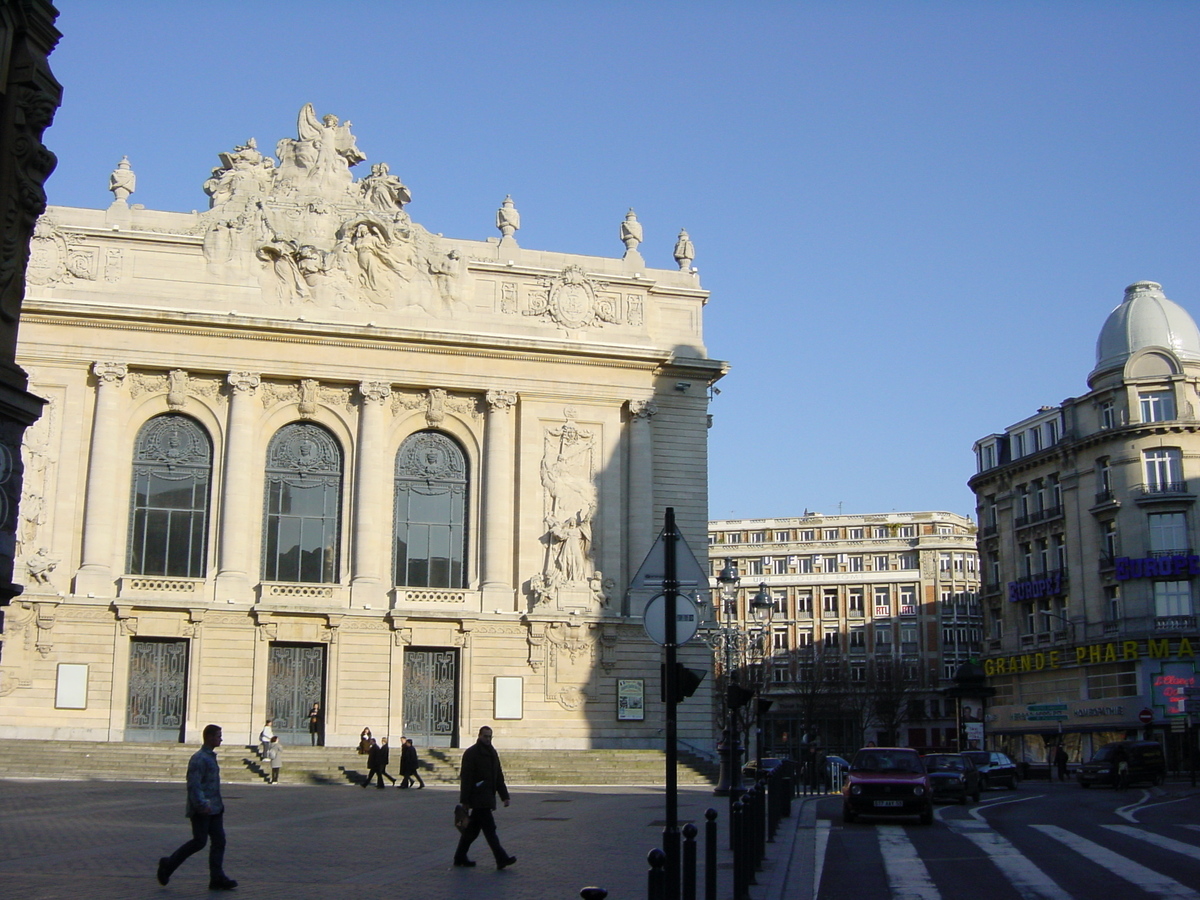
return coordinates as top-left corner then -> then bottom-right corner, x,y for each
629,524 -> 709,593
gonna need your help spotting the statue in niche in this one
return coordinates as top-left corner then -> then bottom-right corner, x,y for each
359,162 -> 411,211
540,418 -> 597,587
25,547 -> 58,587
276,104 -> 366,193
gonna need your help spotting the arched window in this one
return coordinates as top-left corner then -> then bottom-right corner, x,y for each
263,423 -> 342,584
128,415 -> 212,577
394,431 -> 468,588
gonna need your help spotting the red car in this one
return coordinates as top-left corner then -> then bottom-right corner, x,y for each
842,747 -> 933,825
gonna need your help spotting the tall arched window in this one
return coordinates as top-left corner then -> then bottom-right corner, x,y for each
128,415 -> 212,577
263,423 -> 342,584
394,431 -> 468,588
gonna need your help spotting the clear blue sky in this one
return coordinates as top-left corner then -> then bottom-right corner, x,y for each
41,1 -> 1200,523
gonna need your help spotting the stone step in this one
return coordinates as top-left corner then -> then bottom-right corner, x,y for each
0,740 -> 718,786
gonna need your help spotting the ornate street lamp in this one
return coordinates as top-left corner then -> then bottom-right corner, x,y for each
749,583 -> 774,780
711,559 -> 744,796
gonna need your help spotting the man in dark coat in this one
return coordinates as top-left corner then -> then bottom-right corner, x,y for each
400,737 -> 425,789
377,737 -> 397,786
453,725 -> 516,869
362,738 -> 385,788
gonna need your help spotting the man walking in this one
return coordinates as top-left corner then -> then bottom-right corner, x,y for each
376,737 -> 398,786
362,738 -> 385,788
401,737 -> 425,789
454,725 -> 516,870
156,724 -> 238,890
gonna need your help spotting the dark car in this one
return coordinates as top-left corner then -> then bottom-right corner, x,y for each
962,750 -> 1019,790
742,757 -> 792,781
1077,741 -> 1166,788
921,753 -> 981,804
842,747 -> 933,825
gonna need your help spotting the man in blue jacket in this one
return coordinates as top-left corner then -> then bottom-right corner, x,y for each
156,724 -> 238,890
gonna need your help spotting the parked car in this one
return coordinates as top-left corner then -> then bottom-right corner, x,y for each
961,750 -> 1019,790
842,747 -> 933,825
921,753 -> 981,804
1077,741 -> 1166,788
742,757 -> 792,781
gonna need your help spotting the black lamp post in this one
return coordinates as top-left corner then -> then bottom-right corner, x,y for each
749,583 -> 774,778
712,559 -> 743,796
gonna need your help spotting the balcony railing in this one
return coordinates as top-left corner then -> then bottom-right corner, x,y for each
1156,615 -> 1197,631
1094,489 -> 1114,505
1136,481 -> 1190,497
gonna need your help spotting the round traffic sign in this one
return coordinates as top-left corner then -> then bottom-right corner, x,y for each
642,593 -> 700,646
1138,708 -> 1154,725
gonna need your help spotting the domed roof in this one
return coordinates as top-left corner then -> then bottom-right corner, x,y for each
1093,281 -> 1200,377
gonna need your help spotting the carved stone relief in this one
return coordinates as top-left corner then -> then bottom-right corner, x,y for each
525,265 -> 620,330
392,388 -> 482,422
529,409 -> 606,615
17,387 -> 57,567
197,104 -> 467,318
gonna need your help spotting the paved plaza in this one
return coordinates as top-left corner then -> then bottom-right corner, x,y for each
0,775 -> 814,900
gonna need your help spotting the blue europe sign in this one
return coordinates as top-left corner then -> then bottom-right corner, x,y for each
1007,571 -> 1063,602
1114,554 -> 1200,581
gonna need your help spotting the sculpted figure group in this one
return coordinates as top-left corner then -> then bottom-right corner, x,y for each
199,104 -> 460,316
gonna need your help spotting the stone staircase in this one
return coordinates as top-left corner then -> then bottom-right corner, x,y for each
0,739 -> 718,787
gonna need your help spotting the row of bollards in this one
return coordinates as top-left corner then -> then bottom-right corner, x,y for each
637,767 -> 797,900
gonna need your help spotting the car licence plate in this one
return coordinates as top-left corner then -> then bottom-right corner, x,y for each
873,800 -> 903,808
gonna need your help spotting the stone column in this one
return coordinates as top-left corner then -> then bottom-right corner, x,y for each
481,390 -> 518,609
74,362 -> 127,596
215,372 -> 260,601
351,381 -> 391,608
626,400 -> 657,589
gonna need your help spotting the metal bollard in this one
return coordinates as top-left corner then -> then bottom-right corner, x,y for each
581,890 -> 608,900
731,800 -> 745,900
782,774 -> 793,817
682,822 -> 697,900
741,787 -> 758,884
647,848 -> 666,900
704,808 -> 717,900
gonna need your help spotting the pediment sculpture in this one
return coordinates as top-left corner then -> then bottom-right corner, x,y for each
198,104 -> 464,317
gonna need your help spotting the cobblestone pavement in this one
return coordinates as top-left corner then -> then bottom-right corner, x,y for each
0,775 -> 815,900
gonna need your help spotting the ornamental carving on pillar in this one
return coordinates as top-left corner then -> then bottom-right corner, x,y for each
358,380 -> 391,406
17,388 -> 57,565
92,362 -> 128,385
485,390 -> 517,413
228,372 -> 261,395
628,399 -> 657,420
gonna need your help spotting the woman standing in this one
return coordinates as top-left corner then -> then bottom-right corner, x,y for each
306,702 -> 322,746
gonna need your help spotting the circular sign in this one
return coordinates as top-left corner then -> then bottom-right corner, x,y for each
1138,708 -> 1154,725
642,593 -> 700,646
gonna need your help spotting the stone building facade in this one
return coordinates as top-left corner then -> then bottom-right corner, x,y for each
0,105 -> 725,749
707,512 -> 981,756
971,281 -> 1200,767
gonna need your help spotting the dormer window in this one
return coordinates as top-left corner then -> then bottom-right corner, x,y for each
1139,389 -> 1175,423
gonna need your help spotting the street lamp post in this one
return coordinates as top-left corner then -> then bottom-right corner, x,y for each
711,559 -> 742,797
749,583 -> 774,781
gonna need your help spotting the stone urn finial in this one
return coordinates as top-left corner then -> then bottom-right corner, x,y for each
496,195 -> 520,239
673,228 -> 694,271
108,156 -> 136,204
620,208 -> 643,255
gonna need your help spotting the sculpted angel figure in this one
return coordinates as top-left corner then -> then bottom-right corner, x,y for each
276,104 -> 366,192
348,222 -> 409,295
360,162 -> 411,211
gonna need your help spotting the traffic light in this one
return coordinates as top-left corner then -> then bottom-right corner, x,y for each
661,662 -> 707,703
727,683 -> 755,710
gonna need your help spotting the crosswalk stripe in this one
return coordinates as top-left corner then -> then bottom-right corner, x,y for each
1103,825 -> 1200,862
1032,824 -> 1200,900
877,825 -> 941,900
959,829 -> 1071,900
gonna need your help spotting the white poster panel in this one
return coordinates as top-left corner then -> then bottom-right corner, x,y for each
55,663 -> 89,709
494,676 -> 523,720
